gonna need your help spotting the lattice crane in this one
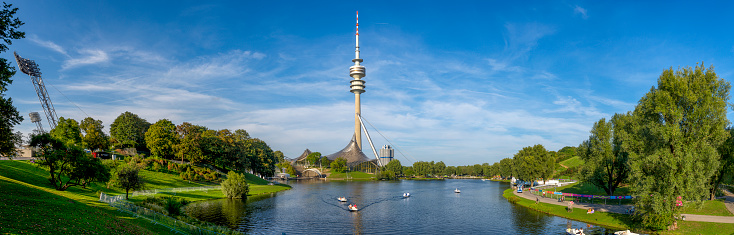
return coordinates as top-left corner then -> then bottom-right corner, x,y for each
14,52 -> 58,130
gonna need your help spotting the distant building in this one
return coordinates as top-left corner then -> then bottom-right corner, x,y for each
378,145 -> 394,167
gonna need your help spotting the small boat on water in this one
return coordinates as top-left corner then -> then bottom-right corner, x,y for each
481,179 -> 487,181
613,230 -> 639,235
348,204 -> 359,212
337,197 -> 347,202
454,188 -> 461,193
566,228 -> 585,235
403,192 -> 410,198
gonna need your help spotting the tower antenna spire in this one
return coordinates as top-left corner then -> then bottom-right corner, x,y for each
349,11 -> 366,150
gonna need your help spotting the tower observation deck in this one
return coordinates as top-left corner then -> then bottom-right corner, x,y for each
350,11 -> 366,150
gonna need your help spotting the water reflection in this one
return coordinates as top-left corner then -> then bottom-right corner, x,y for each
186,179 -> 621,234
511,203 -> 552,234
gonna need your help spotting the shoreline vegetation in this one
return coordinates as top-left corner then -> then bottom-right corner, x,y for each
0,160 -> 290,234
502,187 -> 734,235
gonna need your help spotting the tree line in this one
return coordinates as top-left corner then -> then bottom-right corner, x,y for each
43,111 -> 279,178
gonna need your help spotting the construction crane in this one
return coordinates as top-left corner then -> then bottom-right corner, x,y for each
14,52 -> 59,130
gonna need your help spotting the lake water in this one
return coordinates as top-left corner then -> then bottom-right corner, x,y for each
186,179 -> 619,234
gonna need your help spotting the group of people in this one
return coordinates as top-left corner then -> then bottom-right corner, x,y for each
586,208 -> 595,214
568,228 -> 585,235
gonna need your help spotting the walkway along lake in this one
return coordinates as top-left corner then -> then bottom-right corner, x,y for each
186,179 -> 619,234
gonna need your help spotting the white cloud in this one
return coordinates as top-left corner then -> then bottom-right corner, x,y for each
487,58 -> 523,73
62,49 -> 110,69
574,5 -> 588,19
504,22 -> 556,57
546,96 -> 606,117
28,35 -> 67,56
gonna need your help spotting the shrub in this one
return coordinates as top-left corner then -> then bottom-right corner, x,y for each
221,171 -> 249,199
377,170 -> 397,180
151,162 -> 161,172
507,196 -> 520,204
163,196 -> 189,216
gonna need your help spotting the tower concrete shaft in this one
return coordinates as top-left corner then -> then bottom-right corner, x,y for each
349,11 -> 366,150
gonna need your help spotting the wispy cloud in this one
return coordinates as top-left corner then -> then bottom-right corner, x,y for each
574,5 -> 588,19
62,49 -> 110,69
28,35 -> 68,56
504,22 -> 556,59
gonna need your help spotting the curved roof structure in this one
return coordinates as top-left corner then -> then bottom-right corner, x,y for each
324,134 -> 371,166
292,149 -> 313,162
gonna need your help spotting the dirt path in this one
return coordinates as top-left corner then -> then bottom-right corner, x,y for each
512,188 -> 734,223
559,163 -> 568,169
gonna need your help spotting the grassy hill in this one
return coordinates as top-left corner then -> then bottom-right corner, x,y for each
0,160 -> 289,234
0,160 -> 175,234
559,156 -> 584,168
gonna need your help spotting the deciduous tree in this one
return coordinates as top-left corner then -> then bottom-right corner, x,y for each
629,64 -> 730,229
306,152 -> 321,167
144,119 -> 178,159
331,157 -> 348,173
115,161 -> 145,199
499,158 -> 514,179
31,134 -> 110,191
0,3 -> 24,158
80,117 -> 108,151
50,117 -> 82,148
577,114 -> 631,196
711,128 -> 734,200
512,145 -> 553,183
110,111 -> 151,150
221,171 -> 248,199
386,159 -> 403,176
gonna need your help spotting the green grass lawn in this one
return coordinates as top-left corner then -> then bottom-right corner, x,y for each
503,188 -> 634,230
503,188 -> 734,235
244,172 -> 271,185
555,182 -> 631,196
560,156 -> 584,168
139,170 -> 217,190
680,199 -> 734,217
129,184 -> 292,203
666,221 -> 734,235
0,160 -> 291,234
327,171 -> 374,180
0,160 -> 174,234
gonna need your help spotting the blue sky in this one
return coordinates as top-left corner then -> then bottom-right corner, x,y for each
4,1 -> 734,166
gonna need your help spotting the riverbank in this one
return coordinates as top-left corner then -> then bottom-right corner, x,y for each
504,187 -> 734,234
503,188 -> 633,231
128,184 -> 291,203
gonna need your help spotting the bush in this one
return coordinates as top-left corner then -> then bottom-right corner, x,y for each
640,212 -> 674,231
507,195 -> 520,204
221,171 -> 249,199
377,170 -> 397,180
151,162 -> 161,172
163,196 -> 189,216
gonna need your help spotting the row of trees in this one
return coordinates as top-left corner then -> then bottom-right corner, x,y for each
45,111 -> 278,177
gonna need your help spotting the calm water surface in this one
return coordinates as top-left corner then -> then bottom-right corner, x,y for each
186,179 -> 619,234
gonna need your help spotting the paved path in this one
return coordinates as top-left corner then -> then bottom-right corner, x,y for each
513,189 -> 734,224
513,189 -> 632,214
718,187 -> 734,215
